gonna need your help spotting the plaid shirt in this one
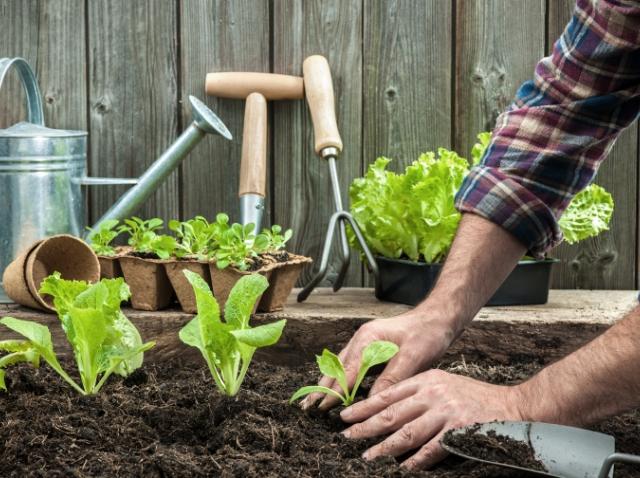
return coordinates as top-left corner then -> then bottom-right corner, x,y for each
455,0 -> 640,257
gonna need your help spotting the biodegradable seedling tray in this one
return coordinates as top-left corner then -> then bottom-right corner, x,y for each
258,254 -> 312,312
373,257 -> 558,307
98,246 -> 131,279
164,259 -> 211,314
120,255 -> 175,311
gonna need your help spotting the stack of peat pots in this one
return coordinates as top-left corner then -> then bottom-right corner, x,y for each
2,235 -> 100,311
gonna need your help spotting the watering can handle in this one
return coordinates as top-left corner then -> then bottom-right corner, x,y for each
597,452 -> 640,478
0,57 -> 45,126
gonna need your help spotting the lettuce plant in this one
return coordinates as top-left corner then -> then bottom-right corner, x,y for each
262,225 -> 293,252
213,223 -> 269,270
290,340 -> 399,406
350,148 -> 469,263
179,270 -> 285,396
86,219 -> 121,256
169,216 -> 215,260
0,273 -> 154,394
559,184 -> 614,244
119,217 -> 176,259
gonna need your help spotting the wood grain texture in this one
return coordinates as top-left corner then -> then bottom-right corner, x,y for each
361,0 -> 452,286
272,0 -> 363,288
547,0 -> 638,289
454,0 -> 546,158
363,0 -> 452,167
0,0 -> 86,131
87,0 -> 179,225
1,289 -> 634,365
180,0 -> 270,224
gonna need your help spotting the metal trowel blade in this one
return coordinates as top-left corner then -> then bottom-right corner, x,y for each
441,421 -> 615,478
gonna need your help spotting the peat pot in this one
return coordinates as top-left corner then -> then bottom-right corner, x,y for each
374,256 -> 558,307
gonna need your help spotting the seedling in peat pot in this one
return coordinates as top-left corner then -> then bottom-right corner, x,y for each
86,219 -> 121,256
169,216 -> 215,260
213,223 -> 269,271
179,270 -> 286,396
0,273 -> 154,395
290,340 -> 399,406
261,225 -> 293,252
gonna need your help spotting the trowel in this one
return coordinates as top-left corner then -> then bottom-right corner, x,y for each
442,421 -> 640,478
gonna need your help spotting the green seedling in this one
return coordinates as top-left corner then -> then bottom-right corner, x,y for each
213,223 -> 269,270
261,225 -> 293,252
179,270 -> 285,396
119,217 -> 176,259
290,340 -> 399,406
86,219 -> 121,256
0,273 -> 154,395
169,216 -> 216,260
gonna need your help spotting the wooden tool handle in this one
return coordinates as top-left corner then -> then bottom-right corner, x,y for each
302,55 -> 343,155
239,92 -> 267,197
205,72 -> 303,100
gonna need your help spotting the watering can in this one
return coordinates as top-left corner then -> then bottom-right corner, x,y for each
0,57 -> 232,302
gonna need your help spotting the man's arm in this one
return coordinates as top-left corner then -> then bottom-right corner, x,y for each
302,213 -> 526,410
340,305 -> 640,470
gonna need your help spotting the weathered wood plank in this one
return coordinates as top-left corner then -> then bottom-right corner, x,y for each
180,0 -> 271,225
360,0 -> 452,286
454,0 -> 546,158
547,0 -> 638,289
363,0 -> 452,166
272,0 -> 363,287
1,289 -> 635,365
0,0 -> 86,132
87,0 -> 179,224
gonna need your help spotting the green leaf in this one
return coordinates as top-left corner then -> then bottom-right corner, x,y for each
316,348 -> 348,397
231,319 -> 286,348
183,270 -> 219,324
39,272 -> 90,315
351,340 -> 399,401
289,385 -> 346,405
559,184 -> 614,244
224,274 -> 269,329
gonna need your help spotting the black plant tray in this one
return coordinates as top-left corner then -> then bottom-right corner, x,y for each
373,256 -> 558,307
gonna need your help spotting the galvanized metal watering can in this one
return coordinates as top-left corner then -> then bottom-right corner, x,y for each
0,57 -> 232,302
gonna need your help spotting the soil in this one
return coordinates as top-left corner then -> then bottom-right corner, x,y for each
1,358 -> 638,478
442,425 -> 547,472
263,251 -> 290,263
246,256 -> 266,272
129,251 -> 160,260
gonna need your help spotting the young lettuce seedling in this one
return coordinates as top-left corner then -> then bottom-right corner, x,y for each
86,219 -> 121,256
0,273 -> 154,395
179,270 -> 285,396
169,216 -> 215,260
213,223 -> 269,270
261,225 -> 293,252
290,340 -> 399,406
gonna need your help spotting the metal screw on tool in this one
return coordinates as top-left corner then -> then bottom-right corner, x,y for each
90,96 -> 232,234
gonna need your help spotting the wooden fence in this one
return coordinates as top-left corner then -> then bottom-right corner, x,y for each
1,0 -> 638,290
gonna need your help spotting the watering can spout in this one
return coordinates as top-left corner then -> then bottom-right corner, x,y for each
89,96 -> 232,236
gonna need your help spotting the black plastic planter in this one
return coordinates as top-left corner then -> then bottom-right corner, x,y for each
373,256 -> 558,307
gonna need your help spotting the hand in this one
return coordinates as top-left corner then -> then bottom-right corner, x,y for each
340,369 -> 525,470
301,311 -> 456,410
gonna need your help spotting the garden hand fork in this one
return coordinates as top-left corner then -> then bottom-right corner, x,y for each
297,55 -> 378,302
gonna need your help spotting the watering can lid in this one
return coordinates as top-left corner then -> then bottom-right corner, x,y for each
0,121 -> 87,138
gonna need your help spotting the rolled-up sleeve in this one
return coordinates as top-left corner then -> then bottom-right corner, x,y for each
455,0 -> 640,257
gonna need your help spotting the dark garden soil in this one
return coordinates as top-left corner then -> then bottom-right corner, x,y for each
442,425 -> 547,472
1,358 -> 638,478
263,251 -> 290,263
129,252 -> 161,260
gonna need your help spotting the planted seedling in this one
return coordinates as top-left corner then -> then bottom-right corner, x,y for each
290,340 -> 399,406
179,270 -> 286,396
0,273 -> 154,395
262,225 -> 293,252
120,217 -> 176,259
86,219 -> 121,256
169,216 -> 215,260
213,223 -> 269,270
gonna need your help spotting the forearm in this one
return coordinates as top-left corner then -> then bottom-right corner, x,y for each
517,308 -> 640,425
414,213 -> 526,337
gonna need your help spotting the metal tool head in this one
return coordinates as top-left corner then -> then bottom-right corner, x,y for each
189,95 -> 232,139
442,421 -> 616,478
